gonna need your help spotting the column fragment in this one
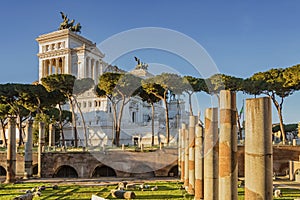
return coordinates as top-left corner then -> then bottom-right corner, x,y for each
245,97 -> 273,200
204,108 -> 219,200
219,90 -> 238,200
194,122 -> 204,200
5,117 -> 16,183
24,120 -> 33,179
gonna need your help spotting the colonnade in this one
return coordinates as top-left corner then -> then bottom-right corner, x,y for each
179,90 -> 273,200
42,57 -> 65,77
41,56 -> 103,82
85,57 -> 102,82
5,120 -> 55,182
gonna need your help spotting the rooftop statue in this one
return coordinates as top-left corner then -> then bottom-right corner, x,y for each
134,57 -> 148,70
59,12 -> 81,33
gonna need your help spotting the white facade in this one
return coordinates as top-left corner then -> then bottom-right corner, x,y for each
36,29 -> 106,83
36,29 -> 186,147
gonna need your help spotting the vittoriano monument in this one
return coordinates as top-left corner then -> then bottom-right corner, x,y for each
59,12 -> 81,33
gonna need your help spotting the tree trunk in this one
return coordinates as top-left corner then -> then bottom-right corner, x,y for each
58,104 -> 65,147
163,98 -> 170,144
277,108 -> 286,142
69,97 -> 78,147
151,103 -> 155,146
18,115 -> 23,147
116,99 -> 125,147
188,93 -> 193,116
236,109 -> 243,140
112,104 -> 117,146
0,120 -> 7,147
271,95 -> 286,143
73,97 -> 88,147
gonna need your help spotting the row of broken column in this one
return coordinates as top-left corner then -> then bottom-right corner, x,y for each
5,120 -> 55,183
178,90 -> 273,200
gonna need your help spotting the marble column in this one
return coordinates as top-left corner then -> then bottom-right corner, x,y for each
204,108 -> 219,200
5,117 -> 16,183
49,124 -> 55,147
92,59 -> 95,80
184,123 -> 189,188
62,56 -> 65,74
38,122 -> 45,178
219,90 -> 238,200
194,122 -> 204,200
55,58 -> 59,74
188,115 -> 196,195
245,97 -> 273,200
24,120 -> 33,179
178,127 -> 182,181
180,123 -> 186,182
41,60 -> 45,77
49,59 -> 53,75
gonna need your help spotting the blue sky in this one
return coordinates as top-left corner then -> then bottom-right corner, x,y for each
0,1 -> 299,124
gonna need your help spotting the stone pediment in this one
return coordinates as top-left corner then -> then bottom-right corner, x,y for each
73,44 -> 105,58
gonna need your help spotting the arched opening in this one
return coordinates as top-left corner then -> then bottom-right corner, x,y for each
168,165 -> 178,177
130,165 -> 155,178
0,166 -> 6,176
92,165 -> 116,178
54,165 -> 78,178
32,164 -> 38,176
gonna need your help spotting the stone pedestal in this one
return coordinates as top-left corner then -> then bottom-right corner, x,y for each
219,90 -> 238,200
245,97 -> 273,200
204,108 -> 218,200
5,117 -> 16,183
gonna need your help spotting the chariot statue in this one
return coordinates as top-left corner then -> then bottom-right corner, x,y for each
134,57 -> 148,70
58,12 -> 81,33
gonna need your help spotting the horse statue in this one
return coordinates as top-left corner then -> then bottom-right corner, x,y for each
71,23 -> 82,33
59,12 -> 69,30
58,12 -> 82,33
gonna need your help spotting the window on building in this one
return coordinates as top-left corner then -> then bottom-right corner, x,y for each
88,101 -> 92,107
94,101 -> 98,107
83,102 -> 86,108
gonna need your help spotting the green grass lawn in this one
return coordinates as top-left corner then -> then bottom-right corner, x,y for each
0,181 -> 189,200
0,181 -> 300,200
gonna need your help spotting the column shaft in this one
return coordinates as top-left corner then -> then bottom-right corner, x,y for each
49,124 -> 55,146
55,58 -> 59,74
178,127 -> 182,181
245,97 -> 273,200
38,122 -> 45,178
62,57 -> 65,74
5,117 -> 16,183
184,123 -> 189,188
204,108 -> 219,200
24,120 -> 33,179
49,59 -> 53,75
195,123 -> 204,200
219,90 -> 238,200
188,115 -> 196,194
180,123 -> 186,182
